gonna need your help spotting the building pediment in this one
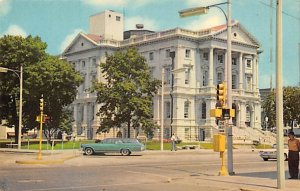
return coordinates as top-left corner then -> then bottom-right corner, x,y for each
62,33 -> 101,55
212,22 -> 260,48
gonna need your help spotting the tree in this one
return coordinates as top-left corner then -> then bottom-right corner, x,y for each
262,87 -> 300,129
24,55 -> 83,141
0,35 -> 47,144
0,35 -> 83,143
92,48 -> 161,138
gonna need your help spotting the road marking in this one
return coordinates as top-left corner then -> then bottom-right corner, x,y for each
126,170 -> 171,179
23,182 -> 157,191
18,179 -> 45,183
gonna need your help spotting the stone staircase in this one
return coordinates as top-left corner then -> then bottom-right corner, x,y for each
232,126 -> 276,145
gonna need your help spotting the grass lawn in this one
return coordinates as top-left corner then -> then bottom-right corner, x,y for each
21,140 -> 94,150
12,139 -> 269,151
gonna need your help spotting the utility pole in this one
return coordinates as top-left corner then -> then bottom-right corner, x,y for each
226,0 -> 234,175
275,0 -> 285,189
269,0 -> 273,90
170,51 -> 175,136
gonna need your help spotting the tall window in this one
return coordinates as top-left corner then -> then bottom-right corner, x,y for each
246,106 -> 251,127
185,68 -> 190,84
217,72 -> 223,84
201,102 -> 206,119
165,67 -> 171,85
166,49 -> 170,58
149,52 -> 154,61
232,58 -> 237,66
246,76 -> 252,90
82,60 -> 85,68
185,49 -> 191,58
165,101 -> 171,118
203,70 -> 208,86
92,58 -> 97,67
218,55 -> 223,64
184,101 -> 190,118
184,128 -> 190,140
232,75 -> 237,89
246,59 -> 252,68
203,52 -> 208,61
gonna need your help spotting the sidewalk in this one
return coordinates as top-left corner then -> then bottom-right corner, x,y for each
0,148 -> 80,165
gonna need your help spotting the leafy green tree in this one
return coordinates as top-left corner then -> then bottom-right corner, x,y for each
0,35 -> 47,143
262,87 -> 300,129
24,55 -> 83,141
92,48 -> 161,138
0,35 -> 83,143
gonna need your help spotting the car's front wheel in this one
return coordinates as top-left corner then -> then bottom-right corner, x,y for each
263,158 -> 268,161
84,147 -> 94,155
120,149 -> 131,156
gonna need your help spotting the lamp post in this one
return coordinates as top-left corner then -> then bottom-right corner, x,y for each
170,51 -> 175,136
179,0 -> 234,175
161,67 -> 165,151
0,66 -> 23,150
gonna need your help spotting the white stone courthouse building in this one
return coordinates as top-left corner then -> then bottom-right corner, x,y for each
62,10 -> 262,141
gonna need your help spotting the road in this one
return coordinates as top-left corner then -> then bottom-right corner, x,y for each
0,149 -> 299,191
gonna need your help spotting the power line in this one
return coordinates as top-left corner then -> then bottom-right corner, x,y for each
258,0 -> 300,20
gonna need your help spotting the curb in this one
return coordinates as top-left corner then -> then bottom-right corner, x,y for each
15,155 -> 78,165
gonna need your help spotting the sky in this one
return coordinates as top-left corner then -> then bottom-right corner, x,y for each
0,0 -> 299,88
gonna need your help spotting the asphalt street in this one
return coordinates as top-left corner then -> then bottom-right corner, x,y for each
0,149 -> 299,191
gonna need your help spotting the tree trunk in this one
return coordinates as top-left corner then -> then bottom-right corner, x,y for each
11,96 -> 19,144
127,120 -> 130,138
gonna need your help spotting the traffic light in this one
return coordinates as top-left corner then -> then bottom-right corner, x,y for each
39,98 -> 44,111
217,82 -> 226,107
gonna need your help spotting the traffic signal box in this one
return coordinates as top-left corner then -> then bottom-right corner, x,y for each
39,98 -> 44,111
213,134 -> 225,152
217,82 -> 226,107
210,82 -> 235,119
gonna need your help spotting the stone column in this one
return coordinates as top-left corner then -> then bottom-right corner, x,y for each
72,104 -> 78,136
208,48 -> 214,86
252,55 -> 257,92
239,52 -> 244,90
205,98 -> 216,126
239,101 -> 246,128
82,103 -> 88,138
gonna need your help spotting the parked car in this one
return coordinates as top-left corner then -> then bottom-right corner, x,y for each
81,138 -> 145,156
259,144 -> 288,161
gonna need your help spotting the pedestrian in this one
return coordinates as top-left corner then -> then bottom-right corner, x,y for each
287,131 -> 300,179
171,133 -> 177,151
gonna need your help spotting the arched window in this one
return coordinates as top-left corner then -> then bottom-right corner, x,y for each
201,102 -> 206,119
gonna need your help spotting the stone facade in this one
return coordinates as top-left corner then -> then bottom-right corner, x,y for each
62,11 -> 261,141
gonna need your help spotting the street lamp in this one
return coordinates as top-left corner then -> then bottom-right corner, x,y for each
179,0 -> 234,175
0,66 -> 23,150
169,51 -> 175,136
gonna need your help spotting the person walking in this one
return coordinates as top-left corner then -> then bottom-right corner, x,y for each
171,133 -> 177,151
287,131 -> 300,179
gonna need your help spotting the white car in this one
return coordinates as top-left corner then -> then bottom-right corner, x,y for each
259,144 -> 288,161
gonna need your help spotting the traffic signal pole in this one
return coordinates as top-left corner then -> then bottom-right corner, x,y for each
37,96 -> 44,160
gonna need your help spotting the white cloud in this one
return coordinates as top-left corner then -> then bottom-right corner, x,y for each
125,16 -> 158,31
60,29 -> 84,53
81,0 -> 126,7
0,0 -> 11,16
186,0 -> 224,7
81,0 -> 154,7
183,9 -> 225,31
1,25 -> 27,37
